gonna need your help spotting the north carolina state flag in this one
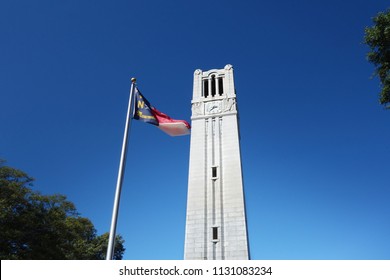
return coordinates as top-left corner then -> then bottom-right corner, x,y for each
132,87 -> 191,136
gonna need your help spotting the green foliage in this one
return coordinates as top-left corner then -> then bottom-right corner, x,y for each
0,160 -> 125,260
92,233 -> 125,260
364,9 -> 390,108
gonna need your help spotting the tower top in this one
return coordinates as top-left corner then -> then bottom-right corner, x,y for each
194,64 -> 233,76
192,64 -> 235,102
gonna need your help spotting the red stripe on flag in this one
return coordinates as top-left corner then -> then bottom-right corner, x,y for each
151,108 -> 191,136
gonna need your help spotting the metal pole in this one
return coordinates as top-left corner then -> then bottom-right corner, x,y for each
106,78 -> 136,260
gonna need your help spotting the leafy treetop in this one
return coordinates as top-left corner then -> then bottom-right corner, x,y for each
0,160 -> 125,260
364,9 -> 390,108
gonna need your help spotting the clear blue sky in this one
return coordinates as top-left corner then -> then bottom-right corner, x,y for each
1,0 -> 389,260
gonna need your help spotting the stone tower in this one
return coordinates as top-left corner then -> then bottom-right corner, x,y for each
184,64 -> 249,260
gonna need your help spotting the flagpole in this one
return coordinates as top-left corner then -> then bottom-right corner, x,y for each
106,77 -> 136,260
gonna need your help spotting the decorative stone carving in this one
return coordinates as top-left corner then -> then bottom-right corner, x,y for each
222,98 -> 236,112
194,69 -> 202,75
192,102 -> 204,116
224,64 -> 233,70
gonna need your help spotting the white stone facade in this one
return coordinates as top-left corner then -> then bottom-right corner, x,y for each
184,65 -> 249,260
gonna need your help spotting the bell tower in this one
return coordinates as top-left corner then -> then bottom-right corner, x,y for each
184,64 -> 249,260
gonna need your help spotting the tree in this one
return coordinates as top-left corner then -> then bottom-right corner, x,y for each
0,160 -> 125,259
364,9 -> 390,108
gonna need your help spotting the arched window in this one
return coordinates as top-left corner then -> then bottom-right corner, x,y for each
203,79 -> 209,98
203,75 -> 224,98
211,75 -> 216,97
218,77 -> 223,96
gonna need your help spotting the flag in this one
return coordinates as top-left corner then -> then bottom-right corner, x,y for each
133,87 -> 191,136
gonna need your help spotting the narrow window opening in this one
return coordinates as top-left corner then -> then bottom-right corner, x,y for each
204,80 -> 209,98
212,166 -> 217,179
218,77 -> 224,96
212,227 -> 218,240
211,75 -> 216,97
